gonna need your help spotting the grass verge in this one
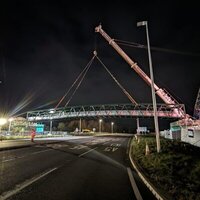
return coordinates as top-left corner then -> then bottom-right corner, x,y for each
130,135 -> 200,200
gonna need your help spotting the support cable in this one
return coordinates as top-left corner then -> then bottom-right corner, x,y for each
64,56 -> 95,107
56,50 -> 137,108
54,56 -> 95,109
96,55 -> 137,105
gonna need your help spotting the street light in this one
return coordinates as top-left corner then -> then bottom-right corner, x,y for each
137,21 -> 161,153
50,119 -> 53,135
0,118 -> 7,126
111,122 -> 114,133
8,118 -> 14,133
0,118 -> 7,134
99,119 -> 102,133
49,109 -> 55,114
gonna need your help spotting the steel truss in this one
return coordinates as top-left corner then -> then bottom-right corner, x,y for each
27,103 -> 185,121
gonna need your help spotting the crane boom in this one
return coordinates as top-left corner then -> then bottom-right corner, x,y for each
95,25 -> 185,118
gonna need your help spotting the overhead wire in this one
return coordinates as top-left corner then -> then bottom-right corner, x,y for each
114,39 -> 200,57
115,38 -> 198,111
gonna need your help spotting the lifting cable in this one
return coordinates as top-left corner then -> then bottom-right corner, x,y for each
64,55 -> 95,107
55,51 -> 137,108
54,55 -> 95,109
96,55 -> 137,105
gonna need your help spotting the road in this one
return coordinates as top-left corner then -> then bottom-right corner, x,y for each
0,136 -> 156,200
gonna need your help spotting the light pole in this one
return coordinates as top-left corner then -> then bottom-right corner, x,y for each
111,122 -> 114,133
49,109 -> 55,135
137,21 -> 160,153
99,119 -> 102,133
79,118 -> 82,133
8,118 -> 14,133
0,118 -> 7,135
136,118 -> 140,134
50,120 -> 53,135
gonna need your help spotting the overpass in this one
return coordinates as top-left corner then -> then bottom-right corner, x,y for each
27,103 -> 185,121
26,25 -> 191,124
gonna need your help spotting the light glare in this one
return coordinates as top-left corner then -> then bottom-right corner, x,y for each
0,118 -> 7,126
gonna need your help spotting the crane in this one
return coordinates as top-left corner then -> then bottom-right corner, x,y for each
194,88 -> 200,119
95,24 -> 186,118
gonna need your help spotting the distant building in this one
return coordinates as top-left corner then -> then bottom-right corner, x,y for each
137,126 -> 148,134
169,121 -> 181,140
10,117 -> 44,134
160,130 -> 181,140
181,126 -> 200,147
168,120 -> 200,147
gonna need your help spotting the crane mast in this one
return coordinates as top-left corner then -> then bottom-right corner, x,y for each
95,25 -> 185,118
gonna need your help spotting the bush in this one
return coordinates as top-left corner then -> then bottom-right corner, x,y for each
131,136 -> 200,200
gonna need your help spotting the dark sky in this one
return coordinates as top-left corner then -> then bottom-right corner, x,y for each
0,0 -> 200,121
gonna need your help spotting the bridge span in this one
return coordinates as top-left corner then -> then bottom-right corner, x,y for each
27,103 -> 185,121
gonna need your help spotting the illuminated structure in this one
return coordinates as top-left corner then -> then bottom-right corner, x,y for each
194,88 -> 200,119
27,103 -> 185,121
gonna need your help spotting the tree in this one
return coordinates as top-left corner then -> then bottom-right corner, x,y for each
58,122 -> 65,131
68,120 -> 79,131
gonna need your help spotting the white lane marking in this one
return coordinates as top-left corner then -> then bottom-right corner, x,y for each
126,138 -> 132,155
70,145 -> 87,150
127,167 -> 143,200
18,156 -> 25,159
2,149 -> 53,163
31,149 -> 52,155
110,143 -> 121,147
104,147 -> 119,152
0,167 -> 58,200
2,158 -> 15,163
49,144 -> 69,148
103,142 -> 121,152
78,147 -> 98,157
85,141 -> 98,145
86,139 -> 109,146
103,140 -> 113,145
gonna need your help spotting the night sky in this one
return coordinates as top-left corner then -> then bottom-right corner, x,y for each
0,0 -> 200,127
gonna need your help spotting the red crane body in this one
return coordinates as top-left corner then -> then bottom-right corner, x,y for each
95,25 -> 185,118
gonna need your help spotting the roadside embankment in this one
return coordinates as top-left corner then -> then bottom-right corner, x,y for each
129,135 -> 200,200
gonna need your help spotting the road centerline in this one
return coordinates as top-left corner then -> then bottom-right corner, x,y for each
31,149 -> 52,155
78,147 -> 98,157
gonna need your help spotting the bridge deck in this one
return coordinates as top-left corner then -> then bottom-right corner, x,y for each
27,103 -> 185,121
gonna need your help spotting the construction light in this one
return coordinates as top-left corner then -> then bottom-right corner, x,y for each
0,118 -> 7,126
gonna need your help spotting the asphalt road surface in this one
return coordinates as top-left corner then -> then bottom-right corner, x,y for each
0,136 -> 156,200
